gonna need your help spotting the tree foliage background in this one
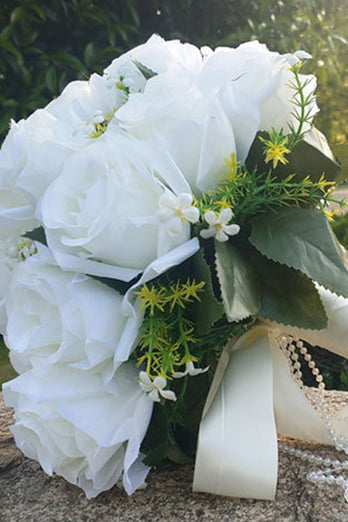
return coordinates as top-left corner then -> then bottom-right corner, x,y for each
0,0 -> 347,389
0,0 -> 347,145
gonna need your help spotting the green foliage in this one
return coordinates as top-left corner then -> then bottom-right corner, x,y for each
288,61 -> 318,147
0,1 -> 347,146
189,248 -> 225,336
135,278 -> 205,378
215,241 -> 260,322
247,128 -> 342,184
249,247 -> 327,329
143,370 -> 213,467
0,0 -> 347,409
0,0 -> 141,138
196,151 -> 336,226
332,212 -> 348,249
249,206 -> 348,298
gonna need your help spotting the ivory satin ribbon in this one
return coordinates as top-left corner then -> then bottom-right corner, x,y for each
193,286 -> 348,499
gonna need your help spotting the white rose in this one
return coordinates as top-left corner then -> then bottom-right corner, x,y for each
104,34 -> 203,95
0,235 -> 37,333
45,73 -> 120,142
3,362 -> 153,497
5,246 -> 136,378
0,74 -> 121,238
0,112 -> 63,237
40,132 -> 191,280
199,41 -> 318,159
116,68 -> 237,194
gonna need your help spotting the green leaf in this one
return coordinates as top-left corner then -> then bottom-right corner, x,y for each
127,1 -> 140,27
249,207 -> 348,298
24,226 -> 47,245
215,241 -> 260,322
251,250 -> 328,329
90,275 -> 133,296
0,25 -> 13,41
53,53 -> 86,73
84,42 -> 95,67
190,247 -> 224,336
21,66 -> 31,88
30,4 -> 46,21
132,58 -> 157,80
332,143 -> 348,183
58,71 -> 68,92
45,65 -> 57,94
2,98 -> 18,107
0,40 -> 23,63
10,6 -> 27,24
246,128 -> 341,183
143,404 -> 170,467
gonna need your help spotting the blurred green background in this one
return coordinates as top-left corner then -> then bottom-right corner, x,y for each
0,0 -> 347,389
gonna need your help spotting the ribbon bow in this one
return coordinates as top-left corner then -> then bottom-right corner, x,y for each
193,285 -> 348,499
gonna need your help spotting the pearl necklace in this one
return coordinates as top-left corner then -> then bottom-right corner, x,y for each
277,334 -> 348,501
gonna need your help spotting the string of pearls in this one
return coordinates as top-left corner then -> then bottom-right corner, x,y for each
277,334 -> 348,501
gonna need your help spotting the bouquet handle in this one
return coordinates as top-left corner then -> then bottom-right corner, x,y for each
193,287 -> 348,500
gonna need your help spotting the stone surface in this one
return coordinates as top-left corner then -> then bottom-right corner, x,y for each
1,391 -> 348,522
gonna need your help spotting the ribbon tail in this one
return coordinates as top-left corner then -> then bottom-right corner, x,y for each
193,327 -> 278,500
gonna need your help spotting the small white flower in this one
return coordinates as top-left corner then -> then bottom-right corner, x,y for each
138,371 -> 176,402
173,361 -> 209,379
157,192 -> 199,236
286,50 -> 312,66
1,236 -> 37,271
200,208 -> 240,242
77,109 -> 107,138
105,64 -> 146,95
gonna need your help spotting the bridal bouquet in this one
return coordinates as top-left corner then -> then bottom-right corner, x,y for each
1,35 -> 348,500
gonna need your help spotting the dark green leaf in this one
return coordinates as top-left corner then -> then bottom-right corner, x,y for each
24,227 -> 47,245
53,53 -> 86,73
45,65 -> 57,94
251,250 -> 328,329
127,1 -> 140,27
30,5 -> 46,21
0,40 -> 23,62
2,99 -> 18,108
246,128 -> 341,183
21,66 -> 31,88
332,143 -> 348,183
215,241 -> 260,322
58,71 -> 68,92
90,275 -> 133,295
143,404 -> 170,467
190,247 -> 224,336
10,7 -> 27,24
249,207 -> 348,297
83,42 -> 95,67
132,58 -> 157,80
0,25 -> 13,41
107,26 -> 116,47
